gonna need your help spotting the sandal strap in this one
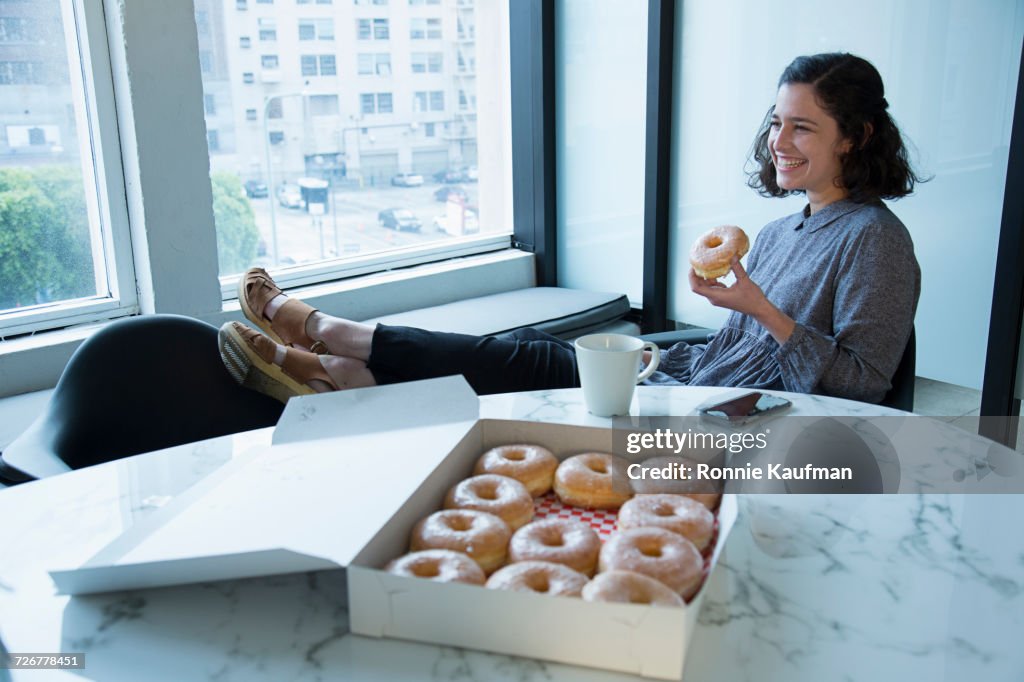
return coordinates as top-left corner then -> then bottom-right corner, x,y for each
273,298 -> 325,353
242,269 -> 283,320
281,347 -> 338,391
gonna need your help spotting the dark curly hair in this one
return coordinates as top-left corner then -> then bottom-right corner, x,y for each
747,53 -> 927,203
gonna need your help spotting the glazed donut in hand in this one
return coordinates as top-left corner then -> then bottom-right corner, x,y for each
553,453 -> 632,510
444,474 -> 534,530
618,494 -> 715,552
385,549 -> 486,585
581,570 -> 683,608
508,518 -> 601,576
690,225 -> 749,279
629,455 -> 723,510
473,444 -> 559,497
486,560 -> 589,598
599,527 -> 704,599
410,509 -> 511,574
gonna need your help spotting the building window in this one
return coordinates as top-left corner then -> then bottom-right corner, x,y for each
410,17 -> 441,39
204,93 -> 216,115
242,71 -> 255,84
236,0 -> 248,9
299,18 -> 334,41
301,54 -> 336,76
411,52 -> 442,73
261,54 -> 279,69
0,60 -> 42,85
258,18 -> 277,41
357,52 -> 391,76
245,108 -> 258,121
268,131 -> 285,144
423,122 -> 435,137
239,36 -> 251,48
207,129 -> 220,151
360,92 -> 392,114
316,0 -> 333,4
408,0 -> 441,4
267,98 -> 283,118
355,0 -> 388,5
414,90 -> 444,112
357,18 -> 389,40
198,51 -> 213,74
194,11 -> 210,36
309,94 -> 339,115
256,0 -> 273,3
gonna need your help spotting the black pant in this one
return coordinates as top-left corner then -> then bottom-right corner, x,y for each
366,325 -> 580,395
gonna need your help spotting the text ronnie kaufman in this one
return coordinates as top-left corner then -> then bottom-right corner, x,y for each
626,461 -> 853,481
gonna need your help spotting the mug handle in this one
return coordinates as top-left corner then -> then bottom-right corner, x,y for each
636,342 -> 660,383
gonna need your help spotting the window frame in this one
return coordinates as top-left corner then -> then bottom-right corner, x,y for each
0,0 -> 138,338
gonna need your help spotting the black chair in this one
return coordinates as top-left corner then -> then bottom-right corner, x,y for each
0,314 -> 284,483
639,326 -> 916,412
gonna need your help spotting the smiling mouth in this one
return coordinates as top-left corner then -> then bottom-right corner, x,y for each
776,158 -> 807,170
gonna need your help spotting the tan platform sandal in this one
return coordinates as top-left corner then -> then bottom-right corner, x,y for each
219,322 -> 338,404
238,267 -> 328,354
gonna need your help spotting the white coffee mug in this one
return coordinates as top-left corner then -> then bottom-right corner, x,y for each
574,334 -> 660,417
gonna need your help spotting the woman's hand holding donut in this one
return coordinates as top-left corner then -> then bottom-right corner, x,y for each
689,259 -> 796,344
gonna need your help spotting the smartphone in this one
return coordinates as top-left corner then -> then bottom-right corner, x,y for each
698,391 -> 792,425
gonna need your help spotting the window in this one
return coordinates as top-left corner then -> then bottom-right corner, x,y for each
240,36 -> 251,48
410,17 -> 441,39
357,52 -> 391,75
357,18 -> 389,40
298,18 -> 334,41
355,0 -> 388,5
258,18 -> 277,41
195,11 -> 210,36
408,0 -> 441,5
309,94 -> 339,115
237,0 -> 248,9
204,93 -> 217,115
256,0 -> 274,3
301,54 -> 336,76
414,90 -> 444,112
242,71 -> 255,83
1,0 -> 136,336
360,92 -> 392,114
410,52 -> 442,73
198,50 -> 213,74
261,54 -> 280,69
317,0 -> 333,4
192,0 -> 509,284
207,130 -> 220,151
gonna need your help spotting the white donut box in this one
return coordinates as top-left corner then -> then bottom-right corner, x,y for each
49,376 -> 737,680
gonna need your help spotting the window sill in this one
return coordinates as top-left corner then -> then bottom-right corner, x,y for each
0,248 -> 536,399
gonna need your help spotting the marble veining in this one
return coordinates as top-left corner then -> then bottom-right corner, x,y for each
1,387 -> 1023,681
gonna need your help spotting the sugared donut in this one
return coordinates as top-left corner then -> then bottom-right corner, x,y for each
508,518 -> 601,576
410,509 -> 511,574
486,560 -> 588,598
553,453 -> 632,510
599,527 -> 704,599
630,455 -> 723,510
690,225 -> 749,279
473,444 -> 559,497
385,549 -> 486,585
618,494 -> 715,551
443,474 -> 534,530
581,570 -> 684,608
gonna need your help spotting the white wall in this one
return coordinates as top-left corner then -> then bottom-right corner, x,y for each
667,0 -> 1024,389
555,0 -> 647,302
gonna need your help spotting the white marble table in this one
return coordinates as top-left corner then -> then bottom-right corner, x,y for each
1,386 -> 1022,681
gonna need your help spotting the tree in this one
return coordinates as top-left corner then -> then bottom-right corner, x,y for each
210,172 -> 260,276
0,166 -> 93,311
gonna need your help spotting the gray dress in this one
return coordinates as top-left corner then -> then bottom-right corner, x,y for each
647,198 -> 920,404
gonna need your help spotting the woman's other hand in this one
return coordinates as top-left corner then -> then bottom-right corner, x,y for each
689,259 -> 796,344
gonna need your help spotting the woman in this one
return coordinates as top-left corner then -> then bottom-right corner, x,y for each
220,53 -> 922,406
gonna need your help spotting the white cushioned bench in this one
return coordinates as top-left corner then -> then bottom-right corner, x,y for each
361,286 -> 637,339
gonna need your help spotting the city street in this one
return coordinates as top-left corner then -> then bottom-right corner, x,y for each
248,181 -> 480,266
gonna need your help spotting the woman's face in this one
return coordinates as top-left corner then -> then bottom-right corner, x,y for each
768,83 -> 852,211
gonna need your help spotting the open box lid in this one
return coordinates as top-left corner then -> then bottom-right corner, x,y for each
50,376 -> 480,595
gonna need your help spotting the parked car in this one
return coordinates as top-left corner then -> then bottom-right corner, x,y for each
276,183 -> 304,209
378,208 -> 422,231
432,209 -> 479,236
391,172 -> 424,187
459,165 -> 478,182
434,185 -> 468,202
244,180 -> 268,198
433,168 -> 464,184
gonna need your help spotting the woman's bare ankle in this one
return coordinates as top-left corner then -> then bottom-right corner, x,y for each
307,312 -> 374,361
